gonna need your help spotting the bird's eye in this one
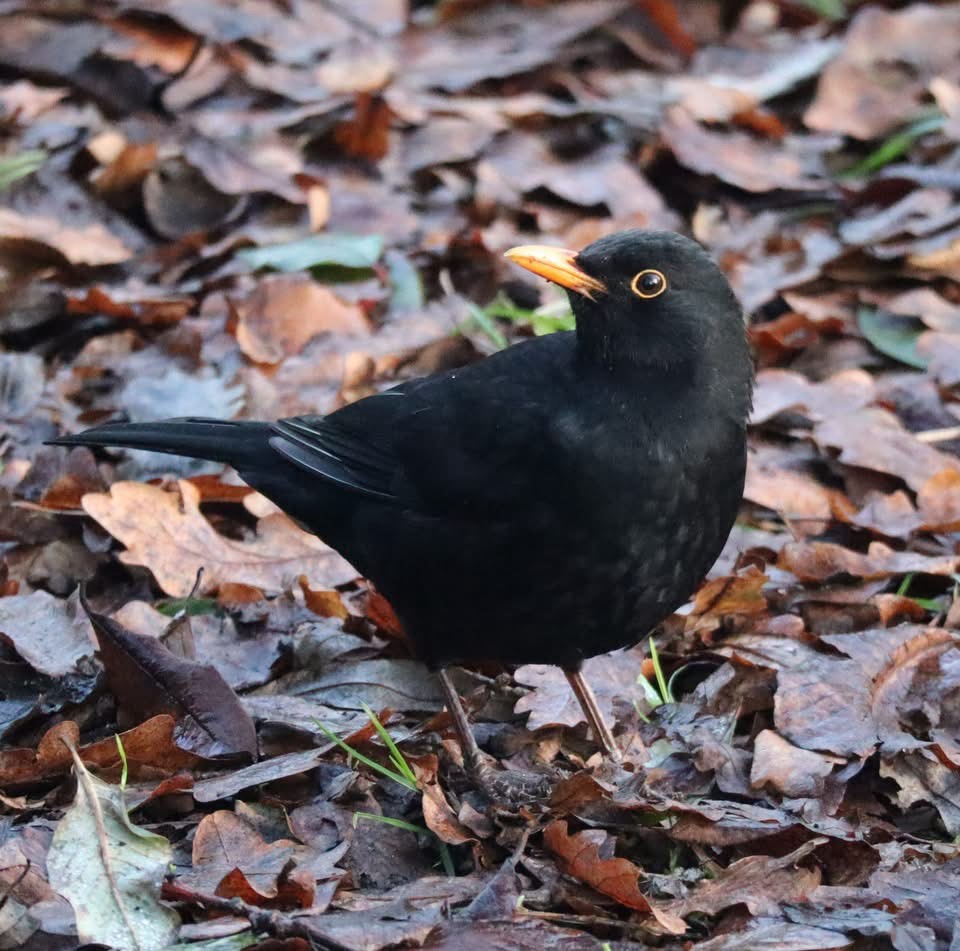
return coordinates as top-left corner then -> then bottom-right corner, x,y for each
630,269 -> 667,299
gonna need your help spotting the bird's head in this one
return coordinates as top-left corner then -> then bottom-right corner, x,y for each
506,230 -> 749,382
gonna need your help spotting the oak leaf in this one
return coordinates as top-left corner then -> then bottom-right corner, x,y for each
82,480 -> 356,596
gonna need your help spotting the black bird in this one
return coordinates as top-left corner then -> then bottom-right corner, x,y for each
51,230 -> 752,772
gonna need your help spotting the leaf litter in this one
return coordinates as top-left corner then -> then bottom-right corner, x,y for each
5,0 -> 960,948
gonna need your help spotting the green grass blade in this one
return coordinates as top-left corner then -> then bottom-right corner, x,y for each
840,113 -> 944,179
0,150 -> 47,191
896,573 -> 915,598
648,636 -> 673,704
464,301 -> 508,350
115,734 -> 129,790
314,721 -> 418,791
353,811 -> 426,834
636,673 -> 663,709
360,703 -> 418,787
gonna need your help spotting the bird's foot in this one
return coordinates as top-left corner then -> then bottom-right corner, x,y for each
458,752 -> 555,808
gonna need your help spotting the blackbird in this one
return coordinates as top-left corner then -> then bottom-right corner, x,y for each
51,230 -> 752,771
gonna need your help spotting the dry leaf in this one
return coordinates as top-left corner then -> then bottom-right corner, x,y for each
543,820 -> 685,933
82,480 -> 356,596
235,274 -> 371,365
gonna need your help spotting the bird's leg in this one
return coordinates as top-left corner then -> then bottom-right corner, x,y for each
564,667 -> 621,762
437,667 -> 555,804
437,667 -> 486,775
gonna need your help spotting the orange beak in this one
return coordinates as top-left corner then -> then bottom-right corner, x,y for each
504,245 -> 607,300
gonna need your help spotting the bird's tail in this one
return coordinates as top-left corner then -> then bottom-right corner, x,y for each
47,417 -> 272,468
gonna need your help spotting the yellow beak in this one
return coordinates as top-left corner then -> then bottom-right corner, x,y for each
504,245 -> 607,300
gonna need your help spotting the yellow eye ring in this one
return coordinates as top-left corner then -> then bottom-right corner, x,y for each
630,269 -> 667,299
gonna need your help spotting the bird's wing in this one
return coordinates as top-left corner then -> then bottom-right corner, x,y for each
269,339 -> 566,514
270,390 -> 409,501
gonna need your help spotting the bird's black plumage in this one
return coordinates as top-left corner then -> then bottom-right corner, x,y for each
51,230 -> 752,678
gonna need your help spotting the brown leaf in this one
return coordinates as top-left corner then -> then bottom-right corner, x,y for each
543,820 -> 685,933
690,922 -> 852,949
775,625 -> 960,757
0,715 -> 196,787
412,755 -> 475,846
779,540 -> 958,583
83,593 -> 258,760
334,93 -> 392,161
918,469 -> 960,532
515,646 -> 645,730
662,106 -> 828,192
881,749 -> 960,836
16,446 -> 106,511
745,444 -> 850,536
852,490 -> 922,540
690,568 -> 768,620
805,5 -> 960,139
82,480 -> 356,597
663,839 -> 823,919
751,368 -> 875,426
401,1 -> 631,92
661,799 -> 813,847
0,207 -> 131,266
235,274 -> 370,365
66,286 -> 191,328
0,589 -> 95,677
183,810 -> 345,907
750,729 -> 841,799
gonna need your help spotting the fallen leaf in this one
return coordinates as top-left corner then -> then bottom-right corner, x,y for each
751,368 -> 875,425
662,106 -> 829,192
0,206 -> 131,266
689,567 -> 768,622
399,1 -> 631,92
775,625 -> 960,757
881,749 -> 960,836
662,839 -> 822,918
239,232 -> 384,272
805,5 -> 960,139
779,540 -> 958,583
0,589 -> 95,677
334,93 -> 392,160
47,748 -> 180,949
543,820 -> 685,933
692,921 -> 850,950
181,810 -> 345,906
235,274 -> 370,364
745,444 -> 850,536
815,408 -> 960,491
918,469 -> 960,531
515,646 -> 645,730
82,480 -> 356,596
750,729 -> 841,798
83,593 -> 258,760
